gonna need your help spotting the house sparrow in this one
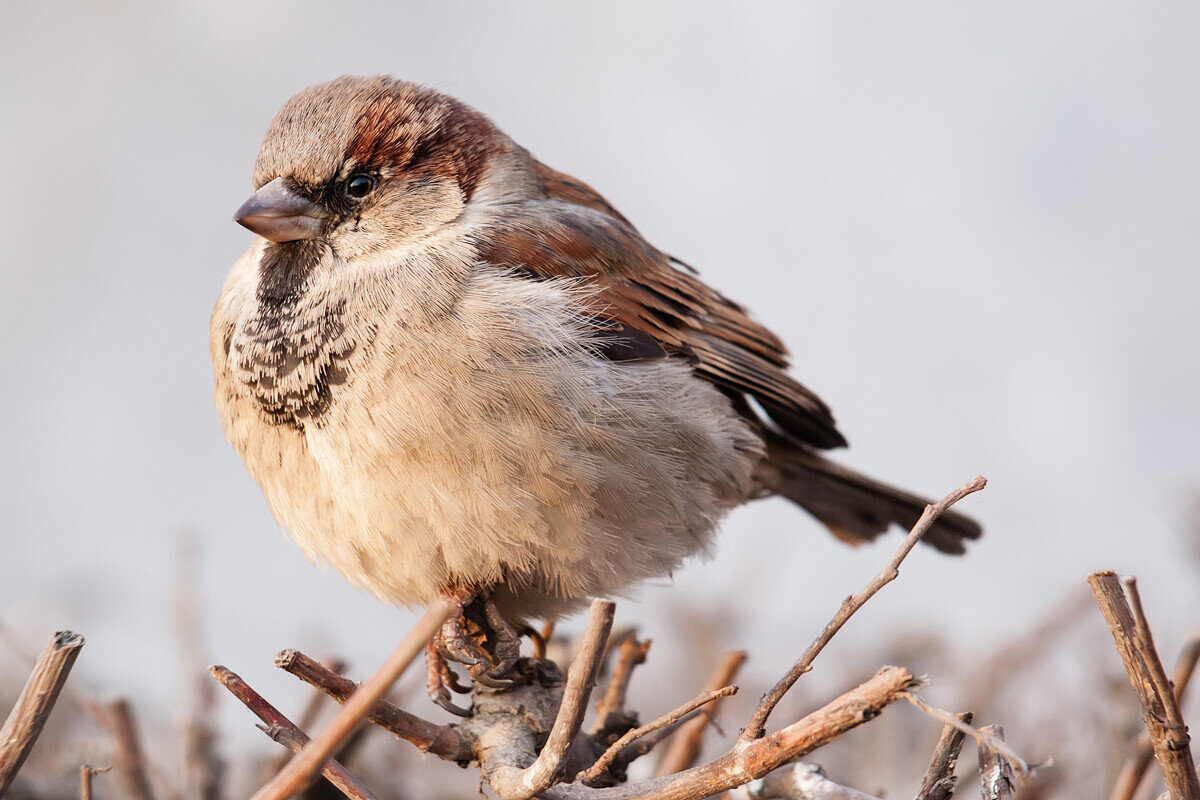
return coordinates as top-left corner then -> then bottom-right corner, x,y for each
211,75 -> 980,706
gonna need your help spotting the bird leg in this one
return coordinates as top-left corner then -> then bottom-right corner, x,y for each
425,590 -> 526,709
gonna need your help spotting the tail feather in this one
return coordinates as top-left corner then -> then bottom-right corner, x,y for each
759,439 -> 982,554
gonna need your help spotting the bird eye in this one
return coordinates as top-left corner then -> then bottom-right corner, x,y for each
345,174 -> 375,198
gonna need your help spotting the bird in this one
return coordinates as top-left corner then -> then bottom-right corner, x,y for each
211,75 -> 980,711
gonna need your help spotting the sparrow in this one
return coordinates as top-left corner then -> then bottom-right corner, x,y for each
211,75 -> 980,708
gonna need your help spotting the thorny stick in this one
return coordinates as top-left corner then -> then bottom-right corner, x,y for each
1089,572 -> 1200,800
210,665 -> 380,800
250,600 -> 454,800
79,766 -> 110,800
741,476 -> 986,742
276,649 -> 467,760
592,636 -> 651,736
656,651 -> 746,776
915,711 -> 973,800
581,686 -> 738,784
0,630 -> 85,796
1109,637 -> 1200,800
490,599 -> 616,800
976,724 -> 1016,800
899,692 -> 1029,776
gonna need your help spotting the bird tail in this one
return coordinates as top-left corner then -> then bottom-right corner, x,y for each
757,437 -> 982,554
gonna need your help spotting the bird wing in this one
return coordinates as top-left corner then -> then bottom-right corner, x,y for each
471,161 -> 847,451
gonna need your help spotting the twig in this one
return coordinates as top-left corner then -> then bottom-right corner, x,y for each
976,725 -> 1016,800
103,698 -> 159,800
490,599 -> 615,800
1110,637 -> 1200,800
656,651 -> 746,776
0,630 -> 85,796
735,762 -> 882,800
1088,571 -> 1200,800
79,765 -> 110,800
276,650 -> 466,760
914,711 -> 973,800
271,658 -> 347,774
592,637 -> 651,736
581,686 -> 737,784
741,476 -> 987,742
899,693 -> 1028,775
210,664 -> 380,800
250,600 -> 454,800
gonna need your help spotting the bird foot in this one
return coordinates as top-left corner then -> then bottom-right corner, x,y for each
424,591 -> 526,710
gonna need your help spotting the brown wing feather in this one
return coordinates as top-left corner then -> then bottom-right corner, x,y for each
474,163 -> 848,450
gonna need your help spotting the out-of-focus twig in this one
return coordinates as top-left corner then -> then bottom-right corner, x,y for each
592,636 -> 651,736
79,765 -> 110,800
915,711 -> 973,800
0,630 -> 85,796
976,724 -> 1016,800
656,651 -> 746,776
102,698 -> 159,800
741,476 -> 987,742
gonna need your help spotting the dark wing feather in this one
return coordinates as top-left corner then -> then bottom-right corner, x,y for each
474,164 -> 847,450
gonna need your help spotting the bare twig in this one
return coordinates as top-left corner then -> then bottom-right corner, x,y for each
271,657 -> 348,774
210,664 -> 379,800
592,637 -> 651,736
899,693 -> 1028,775
0,630 -> 85,796
490,599 -> 615,800
657,651 -> 746,776
735,762 -> 882,800
915,711 -> 973,800
976,725 -> 1016,800
1110,637 -> 1200,800
741,476 -> 987,742
79,765 -> 110,800
277,650 -> 466,760
250,600 -> 454,800
102,698 -> 159,800
581,686 -> 737,784
1089,571 -> 1200,800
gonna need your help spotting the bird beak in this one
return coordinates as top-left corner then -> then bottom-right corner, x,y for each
234,177 -> 328,243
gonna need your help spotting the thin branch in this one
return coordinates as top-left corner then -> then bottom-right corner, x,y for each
656,651 -> 746,776
276,650 -> 467,760
490,599 -> 616,800
914,711 -> 973,800
0,630 -> 85,796
1110,637 -> 1200,800
250,600 -> 454,800
1089,571 -> 1200,800
741,476 -> 987,742
592,637 -> 651,736
581,686 -> 737,784
210,665 -> 380,800
735,763 -> 882,800
899,693 -> 1028,776
79,765 -> 110,800
976,725 -> 1016,800
102,698 -> 159,800
272,657 -> 348,774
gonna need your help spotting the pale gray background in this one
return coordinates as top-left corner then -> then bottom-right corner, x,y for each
2,0 -> 1198,747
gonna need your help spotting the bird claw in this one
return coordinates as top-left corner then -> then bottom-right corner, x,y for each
425,590 -> 528,705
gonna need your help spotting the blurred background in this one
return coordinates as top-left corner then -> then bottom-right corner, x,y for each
2,2 -> 1198,797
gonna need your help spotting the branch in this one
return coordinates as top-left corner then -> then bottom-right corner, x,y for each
276,650 -> 466,760
592,636 -> 651,736
489,599 -> 615,800
741,476 -> 987,742
656,650 -> 746,776
899,693 -> 1028,776
581,686 -> 737,784
102,698 -> 159,800
1110,637 -> 1200,800
0,630 -> 85,796
250,600 -> 454,800
914,711 -> 973,800
79,766 -> 110,800
976,725 -> 1016,800
1088,571 -> 1200,800
209,664 -> 380,800
735,763 -> 882,800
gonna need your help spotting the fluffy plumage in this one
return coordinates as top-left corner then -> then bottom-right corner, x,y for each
211,75 -> 980,619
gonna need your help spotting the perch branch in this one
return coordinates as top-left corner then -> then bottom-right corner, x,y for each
276,649 -> 466,760
250,600 -> 454,800
0,630 -> 85,796
741,476 -> 987,742
1109,636 -> 1200,800
1089,571 -> 1200,800
489,599 -> 615,800
592,636 -> 651,735
735,762 -> 881,800
210,665 -> 379,800
581,685 -> 737,783
915,711 -> 973,800
976,725 -> 1016,800
656,650 -> 747,776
